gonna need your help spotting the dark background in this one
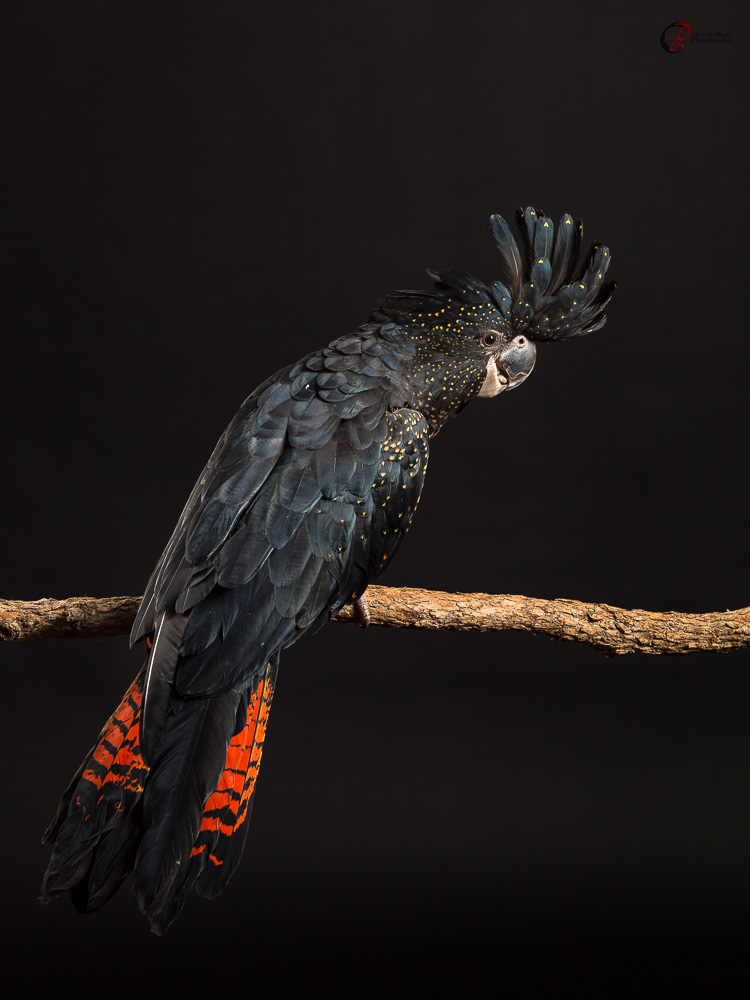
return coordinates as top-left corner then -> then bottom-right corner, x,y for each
3,2 -> 749,996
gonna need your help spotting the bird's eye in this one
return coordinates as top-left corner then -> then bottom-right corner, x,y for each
481,331 -> 498,347
516,336 -> 526,346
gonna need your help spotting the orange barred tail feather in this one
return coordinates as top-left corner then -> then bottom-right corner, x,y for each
41,658 -> 279,933
194,656 -> 278,899
132,657 -> 279,933
41,668 -> 150,906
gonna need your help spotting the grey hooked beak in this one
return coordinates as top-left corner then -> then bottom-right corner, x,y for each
498,361 -> 534,392
477,337 -> 537,397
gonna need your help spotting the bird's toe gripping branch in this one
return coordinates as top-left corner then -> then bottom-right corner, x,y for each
352,593 -> 371,628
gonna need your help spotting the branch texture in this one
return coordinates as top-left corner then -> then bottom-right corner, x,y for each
2,589 -> 750,656
0,596 -> 142,643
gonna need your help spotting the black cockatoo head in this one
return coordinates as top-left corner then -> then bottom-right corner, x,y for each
372,207 -> 616,433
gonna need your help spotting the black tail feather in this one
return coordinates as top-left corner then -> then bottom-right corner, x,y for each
133,690 -> 239,932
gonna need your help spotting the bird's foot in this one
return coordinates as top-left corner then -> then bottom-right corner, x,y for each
352,593 -> 371,629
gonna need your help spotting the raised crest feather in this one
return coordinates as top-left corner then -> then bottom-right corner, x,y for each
488,213 -> 524,297
488,206 -> 616,342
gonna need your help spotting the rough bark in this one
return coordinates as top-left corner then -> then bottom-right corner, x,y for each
2,589 -> 749,657
0,596 -> 142,643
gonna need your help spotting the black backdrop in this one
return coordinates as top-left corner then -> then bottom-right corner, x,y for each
4,3 -> 749,996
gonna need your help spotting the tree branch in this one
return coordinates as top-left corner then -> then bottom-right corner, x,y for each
0,596 -> 141,643
2,589 -> 749,656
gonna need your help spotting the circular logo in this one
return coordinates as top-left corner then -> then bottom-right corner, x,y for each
660,22 -> 692,52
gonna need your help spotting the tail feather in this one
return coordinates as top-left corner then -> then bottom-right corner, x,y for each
133,690 -> 240,931
133,659 -> 279,933
42,655 -> 279,933
70,810 -> 143,912
41,669 -> 149,901
196,656 -> 278,899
